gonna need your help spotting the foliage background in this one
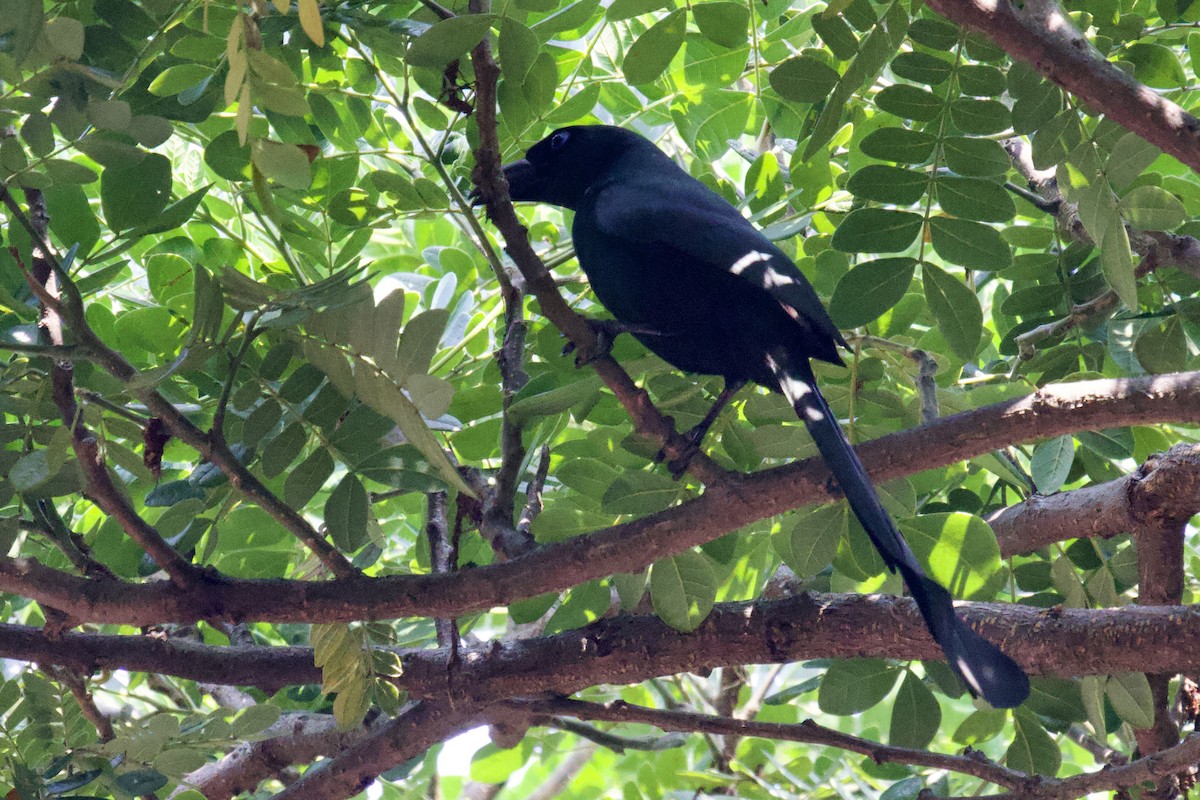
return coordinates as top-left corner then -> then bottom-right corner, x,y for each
0,0 -> 1198,797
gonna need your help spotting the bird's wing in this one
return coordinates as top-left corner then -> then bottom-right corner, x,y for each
592,179 -> 846,350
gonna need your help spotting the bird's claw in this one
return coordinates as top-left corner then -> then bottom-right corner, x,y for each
655,425 -> 705,479
561,319 -> 627,367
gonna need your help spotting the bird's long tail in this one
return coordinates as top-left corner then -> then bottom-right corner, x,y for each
768,352 -> 1029,709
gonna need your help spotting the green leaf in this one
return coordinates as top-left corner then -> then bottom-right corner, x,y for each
1030,435 -> 1074,494
957,64 -> 1006,96
100,153 -> 172,232
828,257 -> 916,328
769,56 -> 840,104
846,165 -> 927,205
949,98 -> 1010,134
326,474 -> 369,551
650,550 -> 716,632
908,16 -> 957,49
773,503 -> 847,577
114,771 -> 168,795
859,127 -> 936,164
891,51 -> 952,85
406,14 -> 498,68
928,217 -> 1011,270
818,659 -> 899,715
693,2 -> 750,48
922,263 -> 983,360
1081,675 -> 1107,738
941,136 -> 1010,176
1119,185 -> 1186,230
21,111 -> 53,157
875,84 -> 942,121
1100,212 -> 1137,309
900,512 -> 1001,600
812,12 -> 858,59
1025,676 -> 1087,722
1135,316 -> 1188,373
470,744 -> 524,783
623,9 -> 686,85
1123,42 -> 1186,88
1000,284 -> 1063,316
44,16 -> 84,59
251,140 -> 311,189
508,372 -> 604,424
261,423 -> 306,478
393,308 -> 449,379
1106,132 -> 1161,192
45,158 -> 98,185
1006,710 -> 1061,776
831,208 -> 922,253
606,0 -> 669,20
889,672 -> 941,749
499,18 -> 539,81
284,449 -> 334,508
936,177 -> 1015,222
953,708 -> 1008,745
671,89 -> 752,161
1107,672 -> 1155,728
148,64 -> 214,97
10,450 -> 51,492
603,471 -> 682,515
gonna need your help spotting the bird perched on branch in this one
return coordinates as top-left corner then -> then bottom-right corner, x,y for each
488,124 -> 1029,709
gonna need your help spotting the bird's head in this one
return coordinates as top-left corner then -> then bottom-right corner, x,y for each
500,125 -> 649,210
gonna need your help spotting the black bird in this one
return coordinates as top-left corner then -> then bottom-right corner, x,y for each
493,124 -> 1029,709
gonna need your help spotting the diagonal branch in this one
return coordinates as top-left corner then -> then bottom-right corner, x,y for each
517,696 -> 1032,791
0,371 -> 1196,626
270,701 -> 484,800
924,0 -> 1200,171
468,6 -> 730,487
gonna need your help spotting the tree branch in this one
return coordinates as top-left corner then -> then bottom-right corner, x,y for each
269,702 -> 483,800
518,696 -> 1031,790
989,443 -> 1200,557
924,0 -> 1200,171
17,595 -> 1200,697
1,371 -> 1197,626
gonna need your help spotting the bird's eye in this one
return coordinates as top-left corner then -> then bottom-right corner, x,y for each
549,131 -> 570,151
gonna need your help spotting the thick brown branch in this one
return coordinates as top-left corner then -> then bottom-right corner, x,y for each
924,0 -> 1200,172
1,371 -> 1196,626
17,596 -> 1200,697
175,713 -> 376,799
989,443 -> 1200,557
270,702 -> 483,800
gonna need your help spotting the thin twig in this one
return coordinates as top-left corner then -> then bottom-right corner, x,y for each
513,697 -> 1032,791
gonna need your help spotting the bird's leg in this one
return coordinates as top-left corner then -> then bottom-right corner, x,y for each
562,318 -> 668,366
657,379 -> 746,477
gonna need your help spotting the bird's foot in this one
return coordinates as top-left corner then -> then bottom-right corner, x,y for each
561,318 -> 633,366
655,424 -> 706,479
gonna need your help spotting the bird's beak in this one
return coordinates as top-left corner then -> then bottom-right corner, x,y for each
469,159 -> 542,206
500,158 -> 543,202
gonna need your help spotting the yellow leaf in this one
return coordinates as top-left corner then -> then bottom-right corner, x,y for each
272,0 -> 288,11
236,83 -> 252,145
298,0 -> 325,47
